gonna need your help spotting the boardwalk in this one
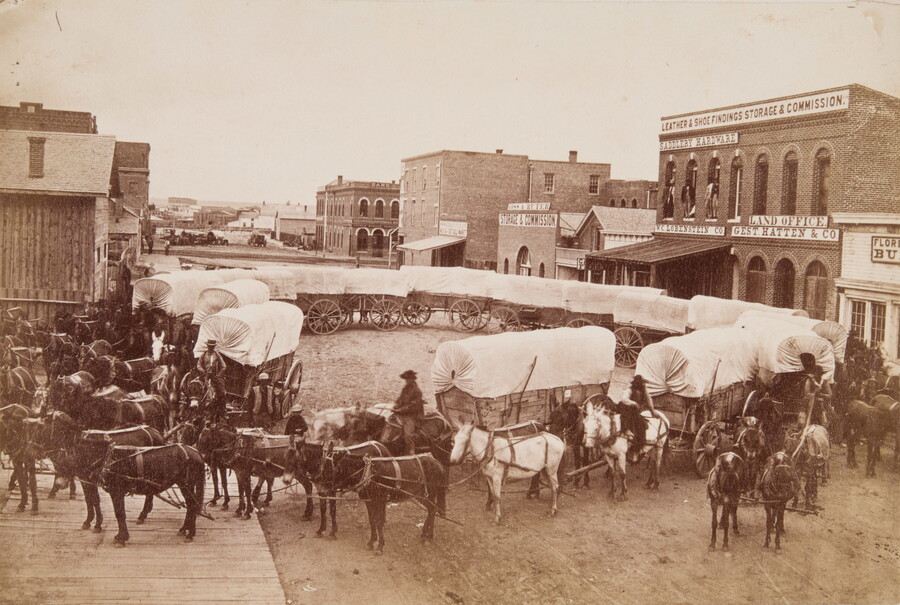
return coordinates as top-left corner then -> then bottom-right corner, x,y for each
0,468 -> 285,605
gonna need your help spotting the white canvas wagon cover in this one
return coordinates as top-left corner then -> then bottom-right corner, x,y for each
613,290 -> 689,334
562,282 -> 665,315
192,279 -> 271,325
133,268 -> 250,317
193,301 -> 303,366
738,319 -> 836,383
286,266 -> 346,296
248,268 -> 301,300
341,268 -> 410,297
432,326 -> 616,399
687,295 -> 808,331
635,327 -> 758,398
492,274 -> 568,309
736,310 -> 848,363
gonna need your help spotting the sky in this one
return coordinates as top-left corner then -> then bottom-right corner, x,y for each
1,0 -> 897,205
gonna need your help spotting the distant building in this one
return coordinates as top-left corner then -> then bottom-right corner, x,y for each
316,176 -> 400,259
273,204 -> 316,248
0,101 -> 97,134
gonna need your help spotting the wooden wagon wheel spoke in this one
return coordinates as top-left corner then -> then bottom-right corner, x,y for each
486,306 -> 520,334
306,300 -> 342,335
370,299 -> 402,331
692,421 -> 721,478
565,317 -> 595,328
613,326 -> 643,369
401,301 -> 432,326
449,299 -> 483,332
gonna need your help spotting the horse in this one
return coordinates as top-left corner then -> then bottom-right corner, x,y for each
706,451 -> 747,551
282,437 -> 389,538
308,406 -> 363,443
196,422 -> 238,512
732,418 -> 769,496
0,365 -> 39,409
872,393 -> 899,470
79,339 -> 115,368
846,398 -> 887,476
99,443 -> 205,546
759,452 -> 801,551
785,424 -> 829,509
0,404 -> 39,514
47,371 -> 97,415
74,388 -> 169,433
357,453 -> 448,555
546,399 -> 591,489
582,400 -> 670,499
449,420 -> 565,524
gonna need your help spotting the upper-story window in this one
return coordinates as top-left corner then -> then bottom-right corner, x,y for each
359,199 -> 368,217
412,168 -> 417,193
782,151 -> 799,215
544,173 -> 555,194
422,166 -> 427,191
435,164 -> 441,189
682,159 -> 697,218
705,157 -> 720,220
813,148 -> 831,216
403,169 -> 408,194
620,199 -> 626,208
662,160 -> 676,219
728,155 -> 743,220
390,200 -> 399,220
28,137 -> 45,178
753,154 -> 769,215
589,175 -> 600,195
409,200 -> 416,226
631,199 -> 638,208
610,199 -> 616,207
374,199 -> 384,218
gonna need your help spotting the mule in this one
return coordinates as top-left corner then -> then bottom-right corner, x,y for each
785,424 -> 829,509
449,420 -> 564,524
79,339 -> 115,368
732,419 -> 769,496
196,422 -> 236,512
872,394 -> 899,470
846,399 -> 886,476
99,443 -> 205,546
0,365 -> 39,408
78,390 -> 169,433
759,452 -> 801,551
0,404 -> 38,514
582,401 -> 670,499
546,400 -> 591,489
706,451 -> 746,551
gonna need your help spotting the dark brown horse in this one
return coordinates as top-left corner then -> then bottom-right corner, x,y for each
706,451 -> 746,551
0,404 -> 38,514
732,420 -> 769,496
759,452 -> 801,551
99,443 -> 205,546
71,388 -> 169,433
337,408 -> 454,468
846,398 -> 888,476
546,401 -> 591,489
872,393 -> 899,470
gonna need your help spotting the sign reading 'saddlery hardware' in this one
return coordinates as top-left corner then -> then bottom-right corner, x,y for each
872,236 -> 900,264
499,214 -> 558,228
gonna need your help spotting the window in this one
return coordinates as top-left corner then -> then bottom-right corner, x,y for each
682,159 -> 697,218
631,199 -> 637,208
503,258 -> 509,274
850,300 -> 867,339
728,156 -> 743,220
516,246 -> 531,276
434,204 -> 439,227
620,199 -> 626,208
374,200 -> 384,218
850,300 -> 887,346
390,201 -> 399,220
782,151 -> 798,215
28,137 -> 45,178
544,174 -> 555,194
662,161 -> 676,219
747,256 -> 767,303
804,261 -> 828,320
372,230 -> 384,258
435,164 -> 440,188
773,259 -> 795,308
813,149 -> 831,216
610,199 -> 616,208
422,166 -> 427,191
871,302 -> 886,345
706,157 -> 721,219
409,200 -> 416,226
403,169 -> 408,194
589,175 -> 600,195
359,199 -> 368,217
539,263 -> 545,278
356,230 -> 368,254
753,155 -> 768,215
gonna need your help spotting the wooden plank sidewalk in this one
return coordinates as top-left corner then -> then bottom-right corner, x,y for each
0,467 -> 286,605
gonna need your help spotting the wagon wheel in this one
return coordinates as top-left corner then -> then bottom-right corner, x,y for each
306,300 -> 342,335
565,317 -> 595,328
286,359 -> 303,394
486,306 -> 520,334
614,326 -> 643,368
370,299 -> 402,331
693,421 -> 722,478
448,299 -> 484,332
402,301 -> 432,326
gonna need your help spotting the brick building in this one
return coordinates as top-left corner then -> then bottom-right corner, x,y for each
587,84 -> 900,321
0,101 -> 97,134
316,176 -> 400,260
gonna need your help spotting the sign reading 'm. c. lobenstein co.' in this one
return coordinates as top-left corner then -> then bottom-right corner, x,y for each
660,89 -> 850,135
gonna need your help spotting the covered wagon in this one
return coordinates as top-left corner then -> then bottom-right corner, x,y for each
736,310 -> 848,365
399,266 -> 499,331
133,268 -> 250,318
611,288 -> 688,368
686,295 -> 808,331
192,279 -> 270,325
433,326 -> 617,428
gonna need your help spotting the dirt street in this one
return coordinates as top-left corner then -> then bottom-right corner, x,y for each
260,318 -> 900,605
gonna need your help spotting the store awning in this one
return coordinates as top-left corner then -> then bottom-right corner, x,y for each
397,235 -> 465,252
587,238 -> 730,265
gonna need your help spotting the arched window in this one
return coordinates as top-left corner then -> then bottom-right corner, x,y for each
813,149 -> 831,216
706,157 -> 721,219
773,258 -> 796,309
374,200 -> 384,218
516,246 -> 531,276
631,199 -> 637,208
371,229 -> 384,258
390,200 -> 399,219
662,160 -> 676,219
409,200 -> 416,226
804,261 -> 828,320
503,258 -> 509,274
781,151 -> 798,215
356,229 -> 368,255
610,199 -> 616,207
746,256 -> 767,304
728,155 -> 743,220
682,159 -> 698,218
359,199 -> 368,218
539,263 -> 545,278
753,155 -> 768,215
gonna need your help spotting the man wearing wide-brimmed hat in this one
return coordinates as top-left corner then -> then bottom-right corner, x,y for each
197,339 -> 226,414
394,369 -> 425,455
800,352 -> 831,428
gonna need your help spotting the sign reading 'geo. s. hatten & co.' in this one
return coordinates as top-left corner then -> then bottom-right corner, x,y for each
872,236 -> 900,264
733,215 -> 840,241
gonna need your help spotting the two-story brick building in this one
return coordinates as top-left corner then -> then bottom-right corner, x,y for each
586,84 -> 899,322
316,176 -> 400,260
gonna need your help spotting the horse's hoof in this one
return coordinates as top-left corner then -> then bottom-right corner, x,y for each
81,522 -> 91,531
242,514 -> 251,521
221,504 -> 229,511
722,544 -> 730,552
30,508 -> 39,516
709,545 -> 716,552
47,491 -> 57,500
302,514 -> 313,522
374,550 -> 383,556
136,518 -> 145,525
233,510 -> 242,518
69,494 -> 77,501
327,534 -> 337,541
183,536 -> 193,543
733,530 -> 740,537
365,542 -> 373,550
16,506 -> 25,513
177,528 -> 186,536
113,542 -> 125,549
92,527 -> 102,534
548,509 -> 558,517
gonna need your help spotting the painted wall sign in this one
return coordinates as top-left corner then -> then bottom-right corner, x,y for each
655,223 -> 726,236
659,133 -> 739,151
872,236 -> 900,264
732,225 -> 840,241
749,215 -> 829,228
507,202 -> 551,211
660,89 -> 850,134
499,213 -> 558,228
439,220 -> 468,237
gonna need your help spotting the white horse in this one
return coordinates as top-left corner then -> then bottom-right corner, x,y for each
582,401 -> 670,500
150,331 -> 171,362
449,420 -> 565,524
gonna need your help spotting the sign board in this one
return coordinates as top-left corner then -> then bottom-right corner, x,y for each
732,225 -> 840,242
660,89 -> 850,134
507,202 -> 551,211
749,215 -> 829,228
499,214 -> 558,228
576,257 -> 585,270
439,220 -> 468,237
872,236 -> 900,264
655,223 -> 726,236
660,133 -> 739,152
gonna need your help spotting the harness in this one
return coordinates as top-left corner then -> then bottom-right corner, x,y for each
471,429 -> 551,485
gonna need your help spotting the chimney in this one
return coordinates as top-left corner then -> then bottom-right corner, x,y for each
337,175 -> 343,185
496,149 -> 503,154
569,150 -> 578,163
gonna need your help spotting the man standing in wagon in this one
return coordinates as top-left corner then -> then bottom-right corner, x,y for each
394,370 -> 425,455
197,339 -> 227,415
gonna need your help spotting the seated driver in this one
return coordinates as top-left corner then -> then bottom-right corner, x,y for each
393,370 -> 425,455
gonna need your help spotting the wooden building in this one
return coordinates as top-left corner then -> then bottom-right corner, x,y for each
0,130 -> 116,319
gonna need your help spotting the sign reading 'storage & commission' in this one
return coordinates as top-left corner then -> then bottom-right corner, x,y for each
499,213 -> 558,228
872,236 -> 900,264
